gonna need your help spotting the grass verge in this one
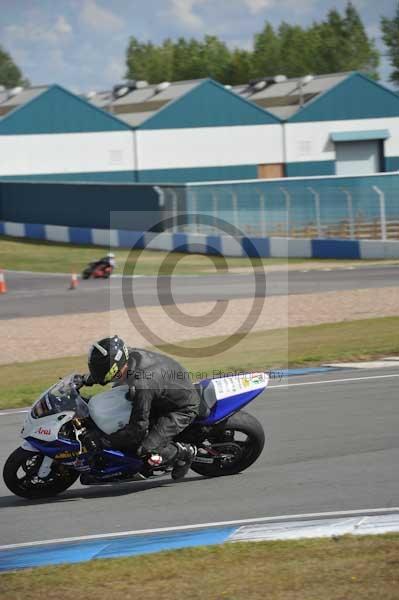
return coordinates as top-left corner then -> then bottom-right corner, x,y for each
1,534 -> 399,600
0,235 -> 303,275
1,317 -> 398,410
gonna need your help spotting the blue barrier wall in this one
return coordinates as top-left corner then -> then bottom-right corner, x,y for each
2,219 -> 399,259
0,181 -> 161,230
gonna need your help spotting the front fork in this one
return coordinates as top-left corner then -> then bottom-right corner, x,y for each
20,440 -> 55,479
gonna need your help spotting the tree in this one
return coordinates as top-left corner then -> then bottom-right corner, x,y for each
343,2 -> 379,78
278,22 -> 317,78
125,37 -> 174,83
311,4 -> 379,78
124,2 -> 380,85
381,2 -> 399,87
0,45 -> 25,88
252,23 -> 282,78
226,49 -> 254,85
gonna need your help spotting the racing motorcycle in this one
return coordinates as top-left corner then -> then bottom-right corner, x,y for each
81,262 -> 113,280
3,372 -> 267,499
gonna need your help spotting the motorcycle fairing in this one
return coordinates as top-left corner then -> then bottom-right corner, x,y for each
24,436 -> 81,458
197,388 -> 265,425
22,411 -> 77,442
197,373 -> 269,425
24,436 -> 143,475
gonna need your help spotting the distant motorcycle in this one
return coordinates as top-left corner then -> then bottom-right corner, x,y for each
81,261 -> 113,280
3,372 -> 267,499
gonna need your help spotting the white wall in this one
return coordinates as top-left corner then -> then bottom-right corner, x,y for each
137,124 -> 283,170
0,131 -> 135,176
284,117 -> 399,164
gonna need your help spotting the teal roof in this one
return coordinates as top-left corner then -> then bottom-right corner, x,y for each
0,85 -> 132,135
289,73 -> 399,123
139,79 -> 280,129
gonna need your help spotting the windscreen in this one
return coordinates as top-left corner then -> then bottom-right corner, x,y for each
31,377 -> 89,419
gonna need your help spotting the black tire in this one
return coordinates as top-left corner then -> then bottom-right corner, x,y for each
3,448 -> 79,499
191,411 -> 265,477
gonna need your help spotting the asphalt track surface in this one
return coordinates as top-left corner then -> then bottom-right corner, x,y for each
1,264 -> 399,319
0,367 -> 398,546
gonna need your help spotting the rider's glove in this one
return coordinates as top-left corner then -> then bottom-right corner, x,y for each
72,373 -> 94,389
72,374 -> 85,389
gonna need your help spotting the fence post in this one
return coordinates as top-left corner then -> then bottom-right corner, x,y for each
341,189 -> 354,239
256,189 -> 267,237
153,185 -> 165,208
308,187 -> 322,238
212,191 -> 218,230
231,191 -> 239,231
165,187 -> 179,233
280,187 -> 291,237
373,185 -> 387,241
190,190 -> 199,234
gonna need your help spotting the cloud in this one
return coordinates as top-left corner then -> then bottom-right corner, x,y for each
241,0 -> 315,15
4,15 -> 72,45
55,16 -> 73,36
167,0 -> 206,30
243,0 -> 273,14
81,0 -> 124,33
4,16 -> 72,45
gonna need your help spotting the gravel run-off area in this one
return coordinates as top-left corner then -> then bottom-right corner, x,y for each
1,286 -> 399,365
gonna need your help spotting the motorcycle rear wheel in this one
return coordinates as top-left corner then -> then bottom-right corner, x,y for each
3,448 -> 79,499
191,411 -> 265,477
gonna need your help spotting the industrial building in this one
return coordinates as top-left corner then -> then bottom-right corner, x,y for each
0,72 -> 398,183
0,80 -> 282,182
238,72 -> 399,177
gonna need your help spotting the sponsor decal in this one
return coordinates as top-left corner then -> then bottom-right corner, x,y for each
55,451 -> 79,459
213,373 -> 267,400
250,373 -> 265,385
37,427 -> 51,436
55,446 -> 88,460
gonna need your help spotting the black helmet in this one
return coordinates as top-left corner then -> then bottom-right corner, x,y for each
88,336 -> 129,384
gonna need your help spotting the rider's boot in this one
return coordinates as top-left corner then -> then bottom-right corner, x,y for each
171,442 -> 197,481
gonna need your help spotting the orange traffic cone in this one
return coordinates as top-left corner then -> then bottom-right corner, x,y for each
0,270 -> 7,294
69,273 -> 78,290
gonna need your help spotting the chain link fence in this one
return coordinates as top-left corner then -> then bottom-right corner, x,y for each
157,174 -> 399,240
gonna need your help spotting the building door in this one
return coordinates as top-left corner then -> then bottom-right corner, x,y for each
335,141 -> 382,176
258,164 -> 285,179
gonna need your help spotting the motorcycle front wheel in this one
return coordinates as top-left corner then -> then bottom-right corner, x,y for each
3,448 -> 79,499
191,411 -> 265,477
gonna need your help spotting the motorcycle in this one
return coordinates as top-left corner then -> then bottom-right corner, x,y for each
81,262 -> 113,280
3,372 -> 267,499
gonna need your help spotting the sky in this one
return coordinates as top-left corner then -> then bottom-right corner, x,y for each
0,0 -> 396,93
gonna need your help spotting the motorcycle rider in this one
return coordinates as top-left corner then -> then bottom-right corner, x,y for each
94,253 -> 115,274
76,336 -> 200,480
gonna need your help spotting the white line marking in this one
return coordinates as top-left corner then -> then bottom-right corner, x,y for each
0,408 -> 29,416
0,508 -> 397,551
269,373 -> 399,389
